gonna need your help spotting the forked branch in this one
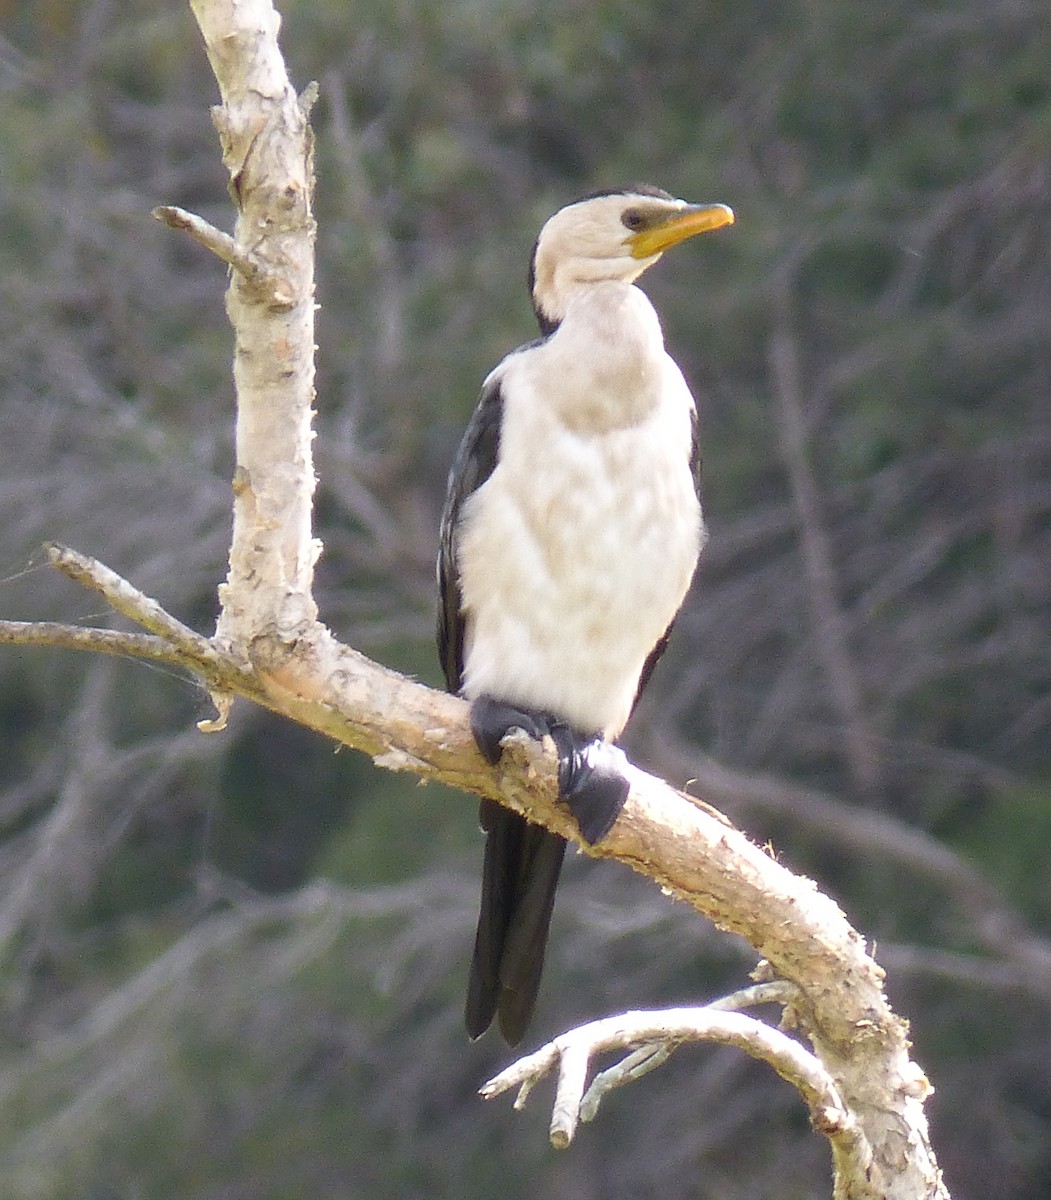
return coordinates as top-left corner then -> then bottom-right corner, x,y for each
481,994 -> 867,1170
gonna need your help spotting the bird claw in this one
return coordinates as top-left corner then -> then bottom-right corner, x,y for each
470,695 -> 553,765
549,724 -> 629,845
469,697 -> 630,845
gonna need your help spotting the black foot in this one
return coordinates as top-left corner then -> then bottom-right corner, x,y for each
469,695 -> 552,765
549,723 -> 630,846
469,696 -> 629,847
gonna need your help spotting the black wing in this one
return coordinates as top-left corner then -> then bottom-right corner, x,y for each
436,373 -> 506,693
631,402 -> 702,710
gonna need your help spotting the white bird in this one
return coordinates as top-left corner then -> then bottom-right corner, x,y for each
437,185 -> 734,1044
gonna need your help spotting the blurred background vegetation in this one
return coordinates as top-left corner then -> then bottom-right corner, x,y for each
0,0 -> 1048,1196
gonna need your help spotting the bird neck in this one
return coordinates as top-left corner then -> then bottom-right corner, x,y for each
531,283 -> 669,434
531,256 -> 652,333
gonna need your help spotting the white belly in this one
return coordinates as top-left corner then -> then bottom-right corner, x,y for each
457,365 -> 702,738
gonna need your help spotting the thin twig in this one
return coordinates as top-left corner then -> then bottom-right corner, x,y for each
707,980 -> 801,1012
0,620 -> 180,667
39,544 -> 257,729
151,204 -> 279,291
550,1045 -> 590,1148
44,544 -> 243,676
579,1043 -> 672,1122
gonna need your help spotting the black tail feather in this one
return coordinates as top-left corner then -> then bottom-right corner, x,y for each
464,696 -> 629,1043
465,799 -> 567,1045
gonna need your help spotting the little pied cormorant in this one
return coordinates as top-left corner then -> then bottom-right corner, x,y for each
437,185 -> 734,1045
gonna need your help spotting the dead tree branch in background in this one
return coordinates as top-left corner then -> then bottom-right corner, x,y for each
768,279 -> 882,796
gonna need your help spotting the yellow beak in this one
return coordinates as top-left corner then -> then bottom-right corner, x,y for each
629,202 -> 735,259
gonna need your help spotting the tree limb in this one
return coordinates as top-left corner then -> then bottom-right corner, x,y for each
480,1005 -> 864,1159
645,729 -> 1051,1000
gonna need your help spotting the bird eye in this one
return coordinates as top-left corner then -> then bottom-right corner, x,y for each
621,208 -> 645,231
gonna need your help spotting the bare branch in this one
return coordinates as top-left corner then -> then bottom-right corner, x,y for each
47,544 -> 212,655
480,1005 -> 867,1170
0,620 -> 176,666
645,732 -> 1051,1000
576,983 -> 800,1121
42,544 -> 256,691
183,0 -> 321,651
150,204 -> 280,292
7,544 -> 944,1200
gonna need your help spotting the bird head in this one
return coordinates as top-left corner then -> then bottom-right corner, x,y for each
529,185 -> 734,333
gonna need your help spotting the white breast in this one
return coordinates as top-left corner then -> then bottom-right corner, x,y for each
456,284 -> 704,739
